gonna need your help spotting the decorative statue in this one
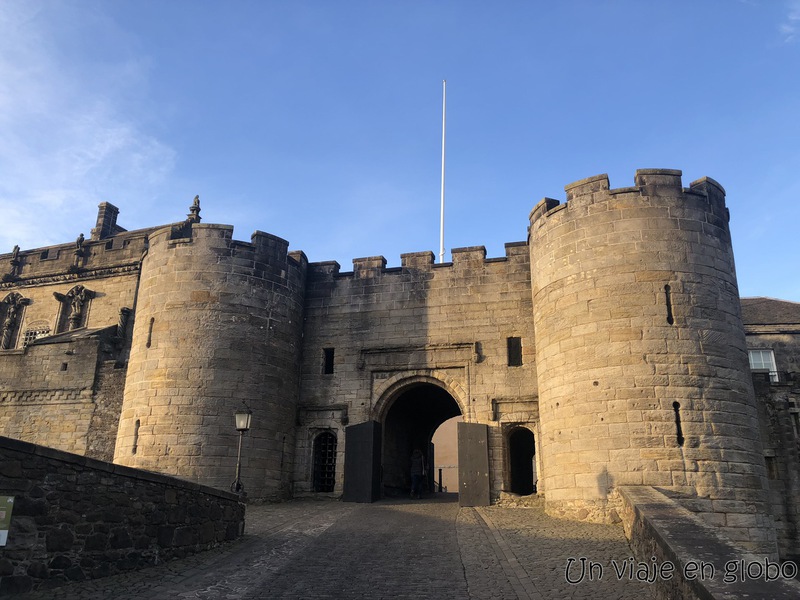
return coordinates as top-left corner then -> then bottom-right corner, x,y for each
187,195 -> 202,223
1,293 -> 30,350
4,245 -> 21,280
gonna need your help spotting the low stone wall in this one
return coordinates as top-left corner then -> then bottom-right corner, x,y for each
0,436 -> 245,595
619,486 -> 800,600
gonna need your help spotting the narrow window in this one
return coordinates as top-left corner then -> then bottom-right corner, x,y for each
672,401 -> 685,446
60,362 -> 68,371
664,285 -> 674,325
789,400 -> 800,438
323,348 -> 335,374
765,456 -> 779,480
507,337 -> 522,367
146,317 -> 155,348
132,419 -> 140,455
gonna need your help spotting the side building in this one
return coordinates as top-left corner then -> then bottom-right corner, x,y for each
1,170 -> 799,559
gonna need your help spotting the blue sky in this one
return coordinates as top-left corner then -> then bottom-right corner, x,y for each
1,0 -> 799,301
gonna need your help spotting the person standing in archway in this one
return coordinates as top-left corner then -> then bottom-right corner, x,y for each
410,449 -> 426,500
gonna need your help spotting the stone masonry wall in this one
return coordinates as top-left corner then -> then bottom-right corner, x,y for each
115,224 -> 307,500
86,360 -> 128,462
298,243 -> 538,499
0,217 -> 145,459
0,436 -> 244,596
752,376 -> 800,560
0,337 -> 101,455
529,170 -> 777,555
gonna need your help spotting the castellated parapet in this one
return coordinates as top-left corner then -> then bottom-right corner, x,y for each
528,169 -> 776,553
113,222 -> 307,500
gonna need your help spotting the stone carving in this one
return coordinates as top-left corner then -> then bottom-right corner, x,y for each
1,292 -> 31,349
72,233 -> 86,270
170,196 -> 202,239
0,263 -> 139,290
3,245 -> 21,282
188,195 -> 201,223
53,285 -> 95,331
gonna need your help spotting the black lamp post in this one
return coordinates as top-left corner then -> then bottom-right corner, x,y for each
231,404 -> 252,494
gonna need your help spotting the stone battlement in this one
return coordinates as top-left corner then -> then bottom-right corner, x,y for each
529,169 -> 728,230
307,241 -> 529,281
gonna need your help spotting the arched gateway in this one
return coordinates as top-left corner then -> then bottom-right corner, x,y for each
342,374 -> 490,506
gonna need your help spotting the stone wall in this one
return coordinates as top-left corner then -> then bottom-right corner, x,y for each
619,486 -> 800,600
0,208 -> 145,460
528,170 -> 776,554
114,224 -> 307,500
752,376 -> 800,560
298,243 -> 538,499
0,436 -> 244,596
743,303 -> 800,559
0,337 -> 102,455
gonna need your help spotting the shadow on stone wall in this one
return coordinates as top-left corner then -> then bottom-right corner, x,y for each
0,436 -> 245,595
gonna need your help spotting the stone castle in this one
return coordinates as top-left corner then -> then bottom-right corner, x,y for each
1,169 -> 799,560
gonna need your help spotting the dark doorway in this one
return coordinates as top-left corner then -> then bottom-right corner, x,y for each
313,431 -> 337,492
509,427 -> 535,495
382,383 -> 460,497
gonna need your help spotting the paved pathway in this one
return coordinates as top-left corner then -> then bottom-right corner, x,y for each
17,494 -> 656,599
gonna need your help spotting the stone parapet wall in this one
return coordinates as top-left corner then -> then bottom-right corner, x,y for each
0,436 -> 244,596
0,229 -> 148,287
619,486 -> 799,599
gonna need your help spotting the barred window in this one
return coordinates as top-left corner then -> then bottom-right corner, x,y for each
23,324 -> 51,347
313,431 -> 337,492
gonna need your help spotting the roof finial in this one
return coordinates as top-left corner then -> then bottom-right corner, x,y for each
188,195 -> 201,223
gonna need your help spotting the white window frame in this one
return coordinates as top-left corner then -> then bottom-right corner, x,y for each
748,349 -> 778,383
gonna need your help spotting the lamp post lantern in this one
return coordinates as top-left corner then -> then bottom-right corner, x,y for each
232,404 -> 252,494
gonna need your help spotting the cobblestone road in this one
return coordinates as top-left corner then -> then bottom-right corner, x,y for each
17,494 -> 656,600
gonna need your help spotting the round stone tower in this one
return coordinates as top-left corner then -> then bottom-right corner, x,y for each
114,219 -> 307,500
529,169 -> 776,553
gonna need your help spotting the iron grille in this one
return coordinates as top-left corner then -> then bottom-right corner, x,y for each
313,431 -> 337,492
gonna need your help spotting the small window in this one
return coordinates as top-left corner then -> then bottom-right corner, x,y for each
748,349 -> 778,383
507,337 -> 522,367
765,456 -> 779,480
323,348 -> 335,374
23,325 -> 50,347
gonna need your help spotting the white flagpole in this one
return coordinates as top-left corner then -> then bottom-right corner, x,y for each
439,79 -> 446,264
